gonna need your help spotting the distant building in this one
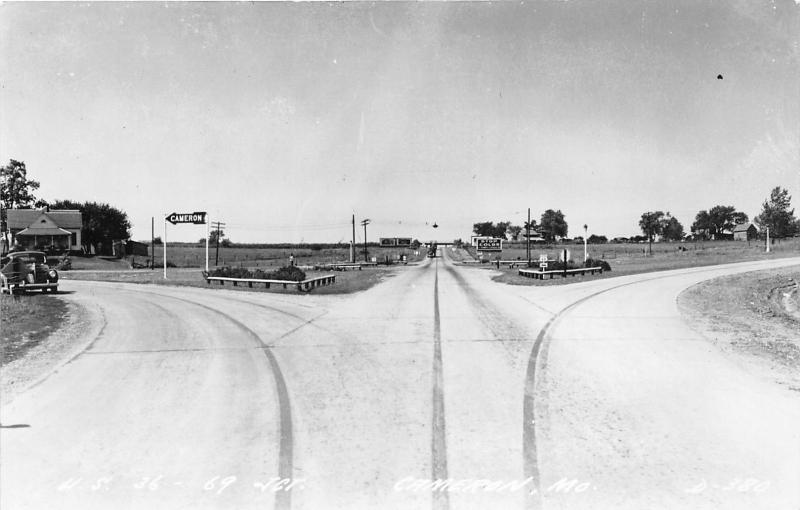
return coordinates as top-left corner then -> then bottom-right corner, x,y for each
733,222 -> 758,241
6,209 -> 82,253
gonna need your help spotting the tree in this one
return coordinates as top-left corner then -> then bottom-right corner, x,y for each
209,229 -> 225,244
472,221 -> 511,238
539,209 -> 568,241
755,187 -> 797,238
1,159 -> 47,247
662,215 -> 685,241
691,210 -> 712,239
639,211 -> 665,254
692,205 -> 748,240
50,200 -> 131,253
507,225 -> 522,241
587,234 -> 608,244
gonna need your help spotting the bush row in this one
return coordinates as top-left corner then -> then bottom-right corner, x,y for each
208,265 -> 307,282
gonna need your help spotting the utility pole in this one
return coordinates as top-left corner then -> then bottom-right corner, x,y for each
151,217 -> 154,270
211,221 -> 226,266
351,214 -> 356,263
361,218 -> 370,262
526,208 -> 531,267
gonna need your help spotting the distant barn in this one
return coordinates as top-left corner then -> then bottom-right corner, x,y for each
733,222 -> 758,241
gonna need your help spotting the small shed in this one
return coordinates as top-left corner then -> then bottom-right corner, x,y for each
733,222 -> 758,241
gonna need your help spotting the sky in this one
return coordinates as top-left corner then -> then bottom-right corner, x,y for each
1,1 -> 798,244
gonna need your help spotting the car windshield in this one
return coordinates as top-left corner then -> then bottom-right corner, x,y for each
13,254 -> 46,264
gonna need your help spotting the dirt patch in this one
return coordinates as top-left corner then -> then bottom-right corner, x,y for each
677,268 -> 800,391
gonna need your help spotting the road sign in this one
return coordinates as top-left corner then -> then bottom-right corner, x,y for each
476,238 -> 502,252
540,262 -> 548,269
538,254 -> 548,262
166,212 -> 207,225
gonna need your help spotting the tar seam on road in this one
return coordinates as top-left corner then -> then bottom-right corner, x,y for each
132,293 -> 297,510
432,257 -> 450,510
522,271 -> 691,510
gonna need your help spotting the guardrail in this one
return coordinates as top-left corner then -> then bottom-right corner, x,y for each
204,274 -> 336,292
518,267 -> 604,280
317,263 -> 363,271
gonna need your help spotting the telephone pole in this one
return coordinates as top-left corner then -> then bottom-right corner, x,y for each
361,218 -> 371,262
526,208 -> 531,266
211,221 -> 226,266
351,214 -> 356,263
151,217 -> 155,270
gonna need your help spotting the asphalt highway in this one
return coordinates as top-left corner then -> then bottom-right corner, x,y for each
2,250 -> 799,510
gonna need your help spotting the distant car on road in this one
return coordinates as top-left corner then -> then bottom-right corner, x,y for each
0,251 -> 59,294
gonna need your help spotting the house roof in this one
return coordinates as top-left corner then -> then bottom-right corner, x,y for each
6,209 -> 82,229
16,226 -> 72,236
733,222 -> 757,232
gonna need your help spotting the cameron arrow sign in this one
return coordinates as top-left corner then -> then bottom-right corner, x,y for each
166,212 -> 207,225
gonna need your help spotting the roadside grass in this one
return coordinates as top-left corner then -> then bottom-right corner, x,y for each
478,239 -> 800,286
1,293 -> 70,365
678,268 -> 800,390
84,245 -> 427,269
60,265 -> 404,295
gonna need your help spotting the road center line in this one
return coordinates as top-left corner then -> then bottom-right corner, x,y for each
431,257 -> 450,510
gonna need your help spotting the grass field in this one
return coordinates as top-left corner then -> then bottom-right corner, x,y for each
1,293 -> 70,364
60,264 -> 407,295
466,238 -> 800,286
74,244 -> 427,269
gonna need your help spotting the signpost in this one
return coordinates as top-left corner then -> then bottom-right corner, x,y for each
539,254 -> 548,271
163,211 -> 208,279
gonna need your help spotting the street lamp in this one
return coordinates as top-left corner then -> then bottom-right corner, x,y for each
583,224 -> 588,263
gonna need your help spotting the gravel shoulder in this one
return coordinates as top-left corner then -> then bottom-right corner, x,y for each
677,267 -> 800,392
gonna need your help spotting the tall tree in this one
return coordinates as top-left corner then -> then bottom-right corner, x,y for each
472,221 -> 511,238
50,200 -> 131,253
662,215 -> 685,241
755,187 -> 797,238
691,210 -> 712,239
691,205 -> 747,239
539,209 -> 568,241
639,211 -> 665,254
1,159 -> 47,247
507,225 -> 522,241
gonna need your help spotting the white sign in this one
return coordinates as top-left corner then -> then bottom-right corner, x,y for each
539,262 -> 548,269
538,254 -> 548,262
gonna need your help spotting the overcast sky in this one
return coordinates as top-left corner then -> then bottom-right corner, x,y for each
2,1 -> 798,243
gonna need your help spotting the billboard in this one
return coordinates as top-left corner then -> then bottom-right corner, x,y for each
476,238 -> 503,252
381,237 -> 413,247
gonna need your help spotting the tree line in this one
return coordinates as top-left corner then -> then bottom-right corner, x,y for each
475,187 -> 798,245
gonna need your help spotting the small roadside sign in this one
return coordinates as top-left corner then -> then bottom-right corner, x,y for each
538,254 -> 548,262
539,262 -> 548,269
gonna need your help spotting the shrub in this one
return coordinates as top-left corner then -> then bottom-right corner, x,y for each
208,265 -> 306,281
585,257 -> 612,272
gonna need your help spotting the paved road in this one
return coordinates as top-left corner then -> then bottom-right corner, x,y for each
2,252 -> 799,510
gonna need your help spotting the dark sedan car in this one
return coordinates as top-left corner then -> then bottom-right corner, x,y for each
0,251 -> 59,294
